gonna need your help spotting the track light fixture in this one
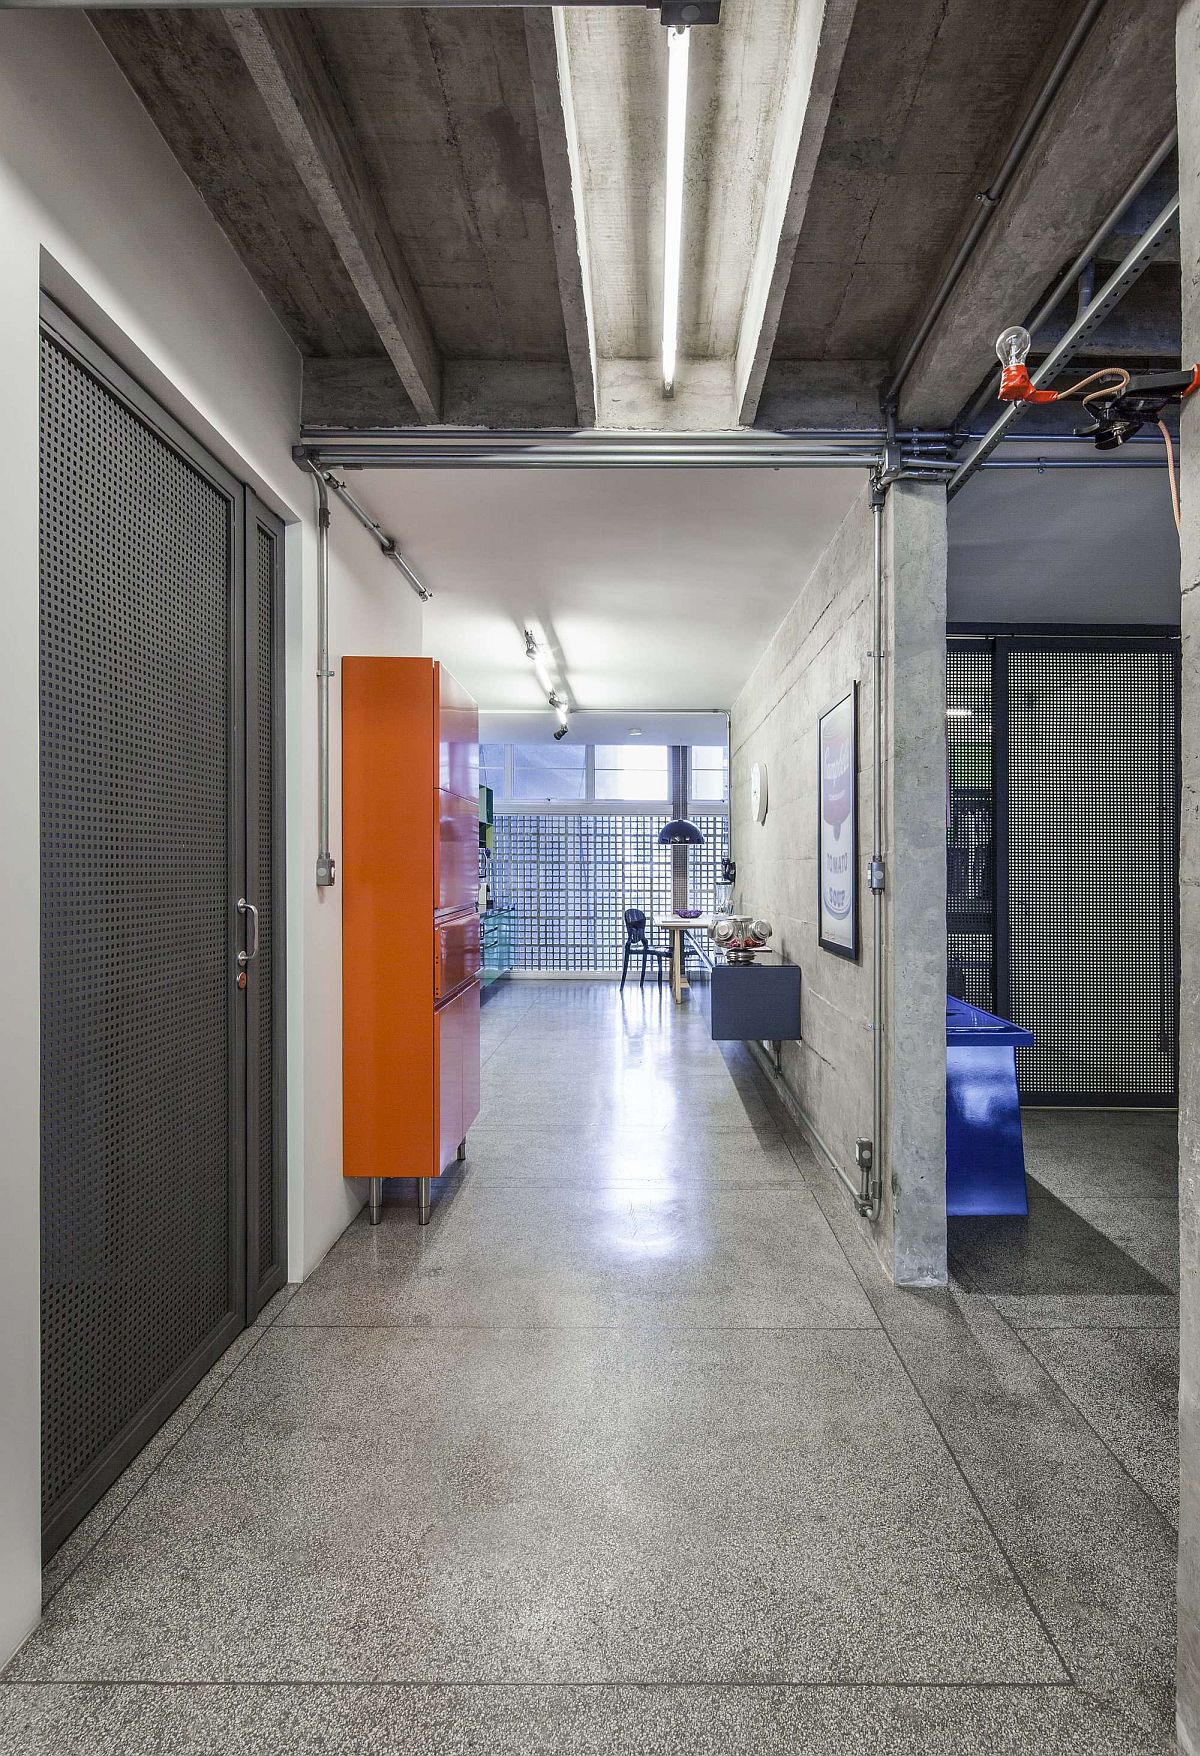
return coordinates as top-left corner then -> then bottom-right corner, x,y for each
524,628 -> 571,737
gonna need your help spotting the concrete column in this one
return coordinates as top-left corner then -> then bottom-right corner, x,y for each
883,479 -> 948,1286
729,476 -> 947,1288
1175,7 -> 1200,1748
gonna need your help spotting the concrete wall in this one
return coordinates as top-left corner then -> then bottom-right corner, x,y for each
729,479 -> 947,1285
1176,9 -> 1200,1749
948,455 -> 1182,627
0,11 -> 422,1668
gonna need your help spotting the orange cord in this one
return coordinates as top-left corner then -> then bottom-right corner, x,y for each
1158,419 -> 1181,533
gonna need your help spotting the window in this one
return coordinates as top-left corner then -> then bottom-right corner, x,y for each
690,744 -> 728,804
480,742 -> 506,798
511,743 -> 587,801
594,743 -> 670,802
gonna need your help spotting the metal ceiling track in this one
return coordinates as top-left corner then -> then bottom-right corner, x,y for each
295,431 -> 1161,474
947,190 -> 1182,500
296,432 -> 944,471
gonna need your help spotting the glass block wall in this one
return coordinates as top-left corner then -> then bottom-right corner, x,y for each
492,814 -> 730,971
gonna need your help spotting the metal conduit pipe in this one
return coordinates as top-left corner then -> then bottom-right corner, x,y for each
960,127 -> 1178,428
318,470 -> 432,602
863,480 -> 887,1221
884,0 -> 1108,413
305,461 -> 336,890
298,427 -> 955,447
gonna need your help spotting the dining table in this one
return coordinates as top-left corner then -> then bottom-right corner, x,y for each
653,913 -> 715,1004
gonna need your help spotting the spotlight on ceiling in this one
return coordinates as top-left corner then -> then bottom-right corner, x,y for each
524,627 -> 571,735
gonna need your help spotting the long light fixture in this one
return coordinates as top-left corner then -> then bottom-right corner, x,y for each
661,24 -> 690,398
524,627 -> 571,736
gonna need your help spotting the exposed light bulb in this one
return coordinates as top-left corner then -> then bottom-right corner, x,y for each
662,25 -> 690,397
995,325 -> 1031,370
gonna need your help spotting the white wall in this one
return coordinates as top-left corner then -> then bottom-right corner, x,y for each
0,11 -> 422,1665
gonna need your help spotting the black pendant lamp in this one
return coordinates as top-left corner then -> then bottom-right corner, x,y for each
659,818 -> 703,845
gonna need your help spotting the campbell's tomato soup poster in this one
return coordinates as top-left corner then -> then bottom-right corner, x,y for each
818,687 -> 858,959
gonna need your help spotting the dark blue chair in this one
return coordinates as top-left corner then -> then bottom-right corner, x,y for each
620,908 -> 668,990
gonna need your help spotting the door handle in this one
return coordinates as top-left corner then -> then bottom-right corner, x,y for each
237,898 -> 259,966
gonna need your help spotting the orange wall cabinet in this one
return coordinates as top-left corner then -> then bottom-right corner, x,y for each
342,658 -> 481,1225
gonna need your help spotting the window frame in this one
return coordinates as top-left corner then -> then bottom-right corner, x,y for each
508,740 -> 590,806
687,742 -> 729,812
488,741 -> 730,818
591,741 -> 672,808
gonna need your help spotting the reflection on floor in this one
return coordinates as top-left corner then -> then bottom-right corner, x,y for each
0,984 -> 1178,1753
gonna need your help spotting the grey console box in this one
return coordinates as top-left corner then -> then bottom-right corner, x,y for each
710,962 -> 802,1042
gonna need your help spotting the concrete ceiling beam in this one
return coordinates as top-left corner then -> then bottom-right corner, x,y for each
223,8 -> 442,424
896,0 -> 1177,429
302,358 -> 579,430
734,0 -> 861,427
523,9 -> 597,427
752,359 -> 888,431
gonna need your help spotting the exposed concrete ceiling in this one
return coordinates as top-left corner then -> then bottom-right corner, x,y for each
89,0 -> 1181,436
330,465 -> 865,709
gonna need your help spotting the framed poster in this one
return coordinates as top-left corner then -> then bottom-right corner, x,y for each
817,684 -> 859,960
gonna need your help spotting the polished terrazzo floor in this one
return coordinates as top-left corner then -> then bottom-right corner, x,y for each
0,981 -> 1179,1752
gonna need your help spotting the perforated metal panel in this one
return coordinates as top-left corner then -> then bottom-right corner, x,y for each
492,814 -> 729,970
944,633 -> 1179,1106
946,643 -> 995,1011
40,310 -> 244,1552
246,512 -> 286,1314
1005,641 -> 1179,1103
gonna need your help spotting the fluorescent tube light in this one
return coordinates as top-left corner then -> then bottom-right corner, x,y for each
662,25 -> 690,397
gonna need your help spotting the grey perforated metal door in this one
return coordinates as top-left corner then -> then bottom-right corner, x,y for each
39,299 -> 283,1553
945,633 -> 1179,1106
1004,638 -> 1179,1105
246,502 -> 287,1318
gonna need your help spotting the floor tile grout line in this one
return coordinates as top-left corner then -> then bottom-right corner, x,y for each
985,1315 -> 1180,1537
265,1320 -> 886,1333
994,1322 -> 1179,1332
869,1324 -> 1079,1689
765,1111 -> 1080,1689
944,1226 -> 1181,1547
37,1295 -> 296,1620
0,1676 -> 1083,1692
478,998 -> 540,1069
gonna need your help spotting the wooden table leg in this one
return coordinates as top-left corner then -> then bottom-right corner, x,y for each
671,930 -> 685,1003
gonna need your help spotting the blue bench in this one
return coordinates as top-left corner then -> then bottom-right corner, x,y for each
946,996 -> 1035,1217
